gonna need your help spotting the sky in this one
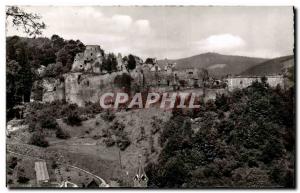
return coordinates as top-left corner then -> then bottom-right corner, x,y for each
6,6 -> 294,60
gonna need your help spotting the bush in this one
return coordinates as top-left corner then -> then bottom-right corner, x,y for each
110,121 -> 125,133
39,114 -> 58,129
101,111 -> 115,122
64,112 -> 82,126
17,176 -> 30,184
56,127 -> 70,139
51,160 -> 58,169
83,102 -> 102,114
7,179 -> 13,184
29,132 -> 49,147
104,137 -> 115,147
8,157 -> 18,169
116,136 -> 131,151
113,73 -> 132,90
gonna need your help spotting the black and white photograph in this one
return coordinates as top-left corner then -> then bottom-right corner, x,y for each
5,4 -> 295,189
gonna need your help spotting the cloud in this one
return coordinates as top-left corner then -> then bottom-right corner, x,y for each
194,34 -> 246,52
134,20 -> 151,35
6,6 -> 293,59
111,14 -> 133,31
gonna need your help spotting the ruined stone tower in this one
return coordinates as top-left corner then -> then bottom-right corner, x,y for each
133,155 -> 148,187
117,53 -> 127,72
71,45 -> 104,73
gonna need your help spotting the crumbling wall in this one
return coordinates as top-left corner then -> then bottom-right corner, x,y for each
64,72 -> 124,107
41,78 -> 65,102
226,75 -> 284,91
31,78 -> 65,103
71,45 -> 104,73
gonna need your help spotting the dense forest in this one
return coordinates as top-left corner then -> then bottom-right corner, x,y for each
6,35 -> 85,110
6,35 -> 141,119
146,80 -> 295,188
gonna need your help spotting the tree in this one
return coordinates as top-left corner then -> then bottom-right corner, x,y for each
127,54 -> 136,70
114,73 -> 133,92
6,37 -> 33,108
6,6 -> 46,37
56,40 -> 85,72
56,127 -> 70,139
29,132 -> 49,147
51,34 -> 65,52
44,62 -> 63,77
102,53 -> 118,73
145,58 -> 155,64
147,81 -> 295,188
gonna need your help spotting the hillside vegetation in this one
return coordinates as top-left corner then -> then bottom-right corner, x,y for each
157,53 -> 267,77
146,80 -> 295,188
241,55 -> 294,76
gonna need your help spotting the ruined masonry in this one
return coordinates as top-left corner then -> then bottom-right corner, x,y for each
31,45 -> 286,107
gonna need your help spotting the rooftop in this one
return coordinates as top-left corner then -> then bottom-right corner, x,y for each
34,161 -> 50,182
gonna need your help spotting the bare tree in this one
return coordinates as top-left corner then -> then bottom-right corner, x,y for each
6,6 -> 46,37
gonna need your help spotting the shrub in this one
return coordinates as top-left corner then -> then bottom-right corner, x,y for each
215,94 -> 230,112
83,102 -> 102,115
151,116 -> 162,134
104,137 -> 115,147
117,137 -> 131,151
110,121 -> 125,133
17,176 -> 30,184
64,112 -> 82,126
114,73 -> 132,91
56,127 -> 70,139
101,111 -> 115,122
51,161 -> 58,169
39,114 -> 58,129
29,132 -> 49,147
8,157 -> 18,169
179,80 -> 187,87
7,179 -> 13,184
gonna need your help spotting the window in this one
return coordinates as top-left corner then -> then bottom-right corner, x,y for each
240,80 -> 243,85
77,75 -> 81,84
188,71 -> 193,74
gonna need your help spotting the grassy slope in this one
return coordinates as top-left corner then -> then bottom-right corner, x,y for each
47,108 -> 171,183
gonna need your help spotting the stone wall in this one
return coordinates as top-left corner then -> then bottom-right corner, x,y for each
71,45 -> 104,73
64,72 -> 124,107
36,67 -> 205,106
226,75 -> 284,91
42,78 -> 65,102
31,78 -> 65,103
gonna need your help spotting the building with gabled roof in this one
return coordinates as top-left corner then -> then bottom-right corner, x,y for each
34,161 -> 50,186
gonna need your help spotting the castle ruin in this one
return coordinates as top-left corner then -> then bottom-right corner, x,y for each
31,45 -> 287,107
71,45 -> 104,73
